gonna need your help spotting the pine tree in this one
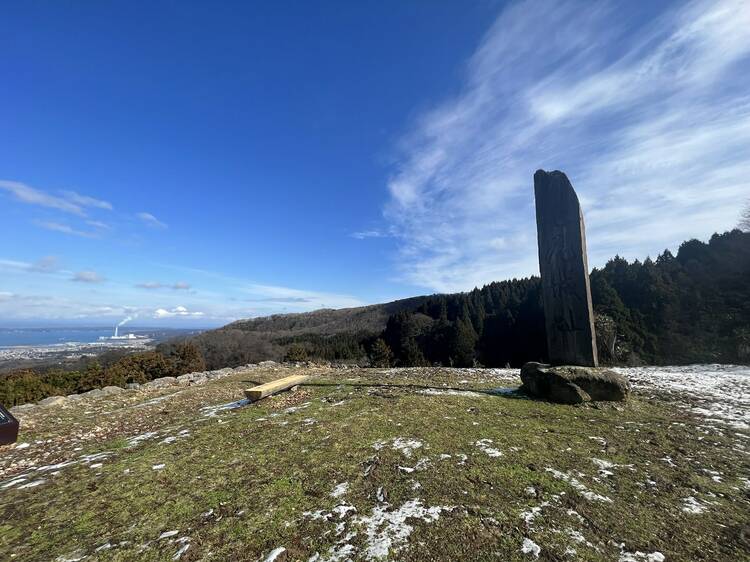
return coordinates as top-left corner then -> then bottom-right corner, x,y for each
369,338 -> 394,367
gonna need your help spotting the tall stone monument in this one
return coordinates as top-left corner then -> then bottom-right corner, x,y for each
533,169 -> 598,367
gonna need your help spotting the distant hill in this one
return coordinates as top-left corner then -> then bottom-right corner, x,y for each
163,296 -> 430,369
226,296 -> 429,336
163,229 -> 750,369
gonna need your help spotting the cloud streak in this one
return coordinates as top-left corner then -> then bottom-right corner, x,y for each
137,212 -> 167,229
136,281 -> 191,290
384,0 -> 750,293
0,180 -> 85,216
72,270 -> 105,283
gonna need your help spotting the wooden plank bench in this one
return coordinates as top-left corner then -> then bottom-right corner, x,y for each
244,374 -> 309,402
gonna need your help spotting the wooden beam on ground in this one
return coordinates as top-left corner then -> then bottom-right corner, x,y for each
244,375 -> 309,402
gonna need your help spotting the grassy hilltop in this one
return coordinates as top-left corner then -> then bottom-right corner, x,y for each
1,364 -> 748,561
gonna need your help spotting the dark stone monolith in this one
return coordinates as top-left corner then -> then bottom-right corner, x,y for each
533,169 -> 598,367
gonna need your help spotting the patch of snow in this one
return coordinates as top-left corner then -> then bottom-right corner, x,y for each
126,431 -> 159,447
89,463 -> 103,469
331,482 -> 349,499
15,442 -> 30,449
681,496 -> 707,514
200,398 -> 250,418
614,364 -> 750,429
17,479 -> 45,489
521,537 -> 541,557
1,477 -> 27,489
474,438 -> 503,458
159,530 -> 179,540
356,499 -> 453,560
545,468 -> 612,503
173,543 -> 190,560
417,388 -> 481,397
618,547 -> 665,562
391,437 -> 423,458
152,464 -> 166,471
263,547 -> 286,562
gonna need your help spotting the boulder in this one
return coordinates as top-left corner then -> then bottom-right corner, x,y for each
38,395 -> 67,407
10,403 -> 37,415
101,386 -> 124,395
520,362 -> 630,404
82,388 -> 106,399
143,377 -> 177,389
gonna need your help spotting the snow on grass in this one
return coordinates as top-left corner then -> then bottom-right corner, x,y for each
1,477 -> 27,489
331,482 -> 349,499
200,398 -> 250,418
262,546 -> 286,562
617,544 -> 666,562
159,530 -> 179,540
17,479 -> 46,489
126,431 -> 159,448
521,537 -> 541,557
417,388 -> 482,397
545,468 -> 613,503
591,458 -> 633,478
152,464 -> 166,471
615,364 -> 750,429
389,437 -> 423,458
357,499 -> 453,560
474,438 -> 503,458
681,496 -> 707,514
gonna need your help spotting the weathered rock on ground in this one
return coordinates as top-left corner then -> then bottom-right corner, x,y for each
520,362 -> 630,403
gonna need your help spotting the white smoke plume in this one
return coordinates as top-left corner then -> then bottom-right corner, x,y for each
114,315 -> 136,337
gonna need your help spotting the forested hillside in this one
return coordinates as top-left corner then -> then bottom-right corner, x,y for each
168,229 -> 750,368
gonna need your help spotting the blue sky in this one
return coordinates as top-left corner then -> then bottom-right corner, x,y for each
1,0 -> 748,328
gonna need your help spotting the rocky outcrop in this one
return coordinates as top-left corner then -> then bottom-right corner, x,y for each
520,362 -> 630,404
8,363 -> 259,416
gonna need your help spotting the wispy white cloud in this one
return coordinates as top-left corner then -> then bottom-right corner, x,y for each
153,305 -> 204,318
242,283 -> 363,310
72,270 -> 105,283
61,190 -> 113,211
0,256 -> 62,274
136,281 -> 191,290
34,220 -> 100,238
137,212 -> 167,229
351,229 -> 388,240
0,180 -> 85,216
385,0 -> 750,293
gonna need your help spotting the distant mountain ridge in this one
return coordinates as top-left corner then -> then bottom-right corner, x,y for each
226,296 -> 429,336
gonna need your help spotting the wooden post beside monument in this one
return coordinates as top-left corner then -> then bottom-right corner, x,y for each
520,169 -> 629,404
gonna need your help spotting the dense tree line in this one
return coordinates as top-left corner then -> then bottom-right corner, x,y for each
0,343 -> 205,406
377,230 -> 750,367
